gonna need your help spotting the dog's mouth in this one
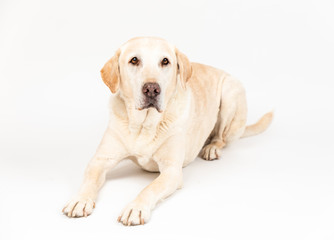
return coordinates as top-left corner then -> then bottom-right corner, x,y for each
138,98 -> 162,113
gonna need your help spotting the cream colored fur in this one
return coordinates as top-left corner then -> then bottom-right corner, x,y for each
62,37 -> 273,225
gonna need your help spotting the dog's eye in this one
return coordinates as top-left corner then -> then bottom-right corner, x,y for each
129,57 -> 139,65
161,58 -> 169,66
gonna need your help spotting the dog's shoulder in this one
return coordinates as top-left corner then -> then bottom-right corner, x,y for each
189,62 -> 228,89
191,62 -> 227,78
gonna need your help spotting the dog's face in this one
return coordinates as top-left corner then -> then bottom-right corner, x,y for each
101,37 -> 192,113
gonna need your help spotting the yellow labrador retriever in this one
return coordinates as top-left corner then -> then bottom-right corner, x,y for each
62,37 -> 273,225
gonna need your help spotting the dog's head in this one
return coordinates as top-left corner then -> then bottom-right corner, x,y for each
100,37 -> 192,113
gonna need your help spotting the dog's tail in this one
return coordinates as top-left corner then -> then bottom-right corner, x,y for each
241,111 -> 274,138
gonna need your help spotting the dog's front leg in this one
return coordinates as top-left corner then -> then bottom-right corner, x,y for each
62,129 -> 127,218
118,135 -> 184,226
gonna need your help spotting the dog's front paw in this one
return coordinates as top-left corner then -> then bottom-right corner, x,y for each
200,143 -> 222,161
62,196 -> 95,218
118,201 -> 151,226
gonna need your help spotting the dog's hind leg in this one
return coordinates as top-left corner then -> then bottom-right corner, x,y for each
200,76 -> 247,161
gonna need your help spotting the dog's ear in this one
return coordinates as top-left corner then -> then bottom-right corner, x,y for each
175,48 -> 192,88
100,50 -> 121,93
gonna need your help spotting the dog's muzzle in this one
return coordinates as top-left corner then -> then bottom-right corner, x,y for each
140,82 -> 162,112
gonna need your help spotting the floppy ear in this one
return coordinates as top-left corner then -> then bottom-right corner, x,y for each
175,48 -> 192,88
100,50 -> 121,93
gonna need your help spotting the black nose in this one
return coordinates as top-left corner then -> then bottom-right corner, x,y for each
142,82 -> 161,98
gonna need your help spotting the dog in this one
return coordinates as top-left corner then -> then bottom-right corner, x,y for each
62,37 -> 273,226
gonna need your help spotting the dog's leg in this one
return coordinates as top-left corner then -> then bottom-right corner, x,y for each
62,130 -> 127,218
118,135 -> 184,226
200,76 -> 247,160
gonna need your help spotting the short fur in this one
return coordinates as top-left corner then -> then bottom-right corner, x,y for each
62,37 -> 273,225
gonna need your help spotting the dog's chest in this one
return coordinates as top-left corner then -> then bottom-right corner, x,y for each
112,101 -> 187,167
120,119 -> 178,167
118,110 -> 168,157
121,127 -> 160,168
127,126 -> 159,156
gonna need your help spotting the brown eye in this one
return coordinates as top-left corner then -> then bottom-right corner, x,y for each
161,58 -> 169,66
129,57 -> 139,65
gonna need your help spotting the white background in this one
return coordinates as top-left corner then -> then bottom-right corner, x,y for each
1,0 -> 333,239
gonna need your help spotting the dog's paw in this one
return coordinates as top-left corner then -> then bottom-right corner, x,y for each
200,143 -> 222,161
118,201 -> 151,226
62,196 -> 95,218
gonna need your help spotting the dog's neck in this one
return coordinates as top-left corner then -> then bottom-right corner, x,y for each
116,84 -> 188,140
126,106 -> 162,136
111,80 -> 190,144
